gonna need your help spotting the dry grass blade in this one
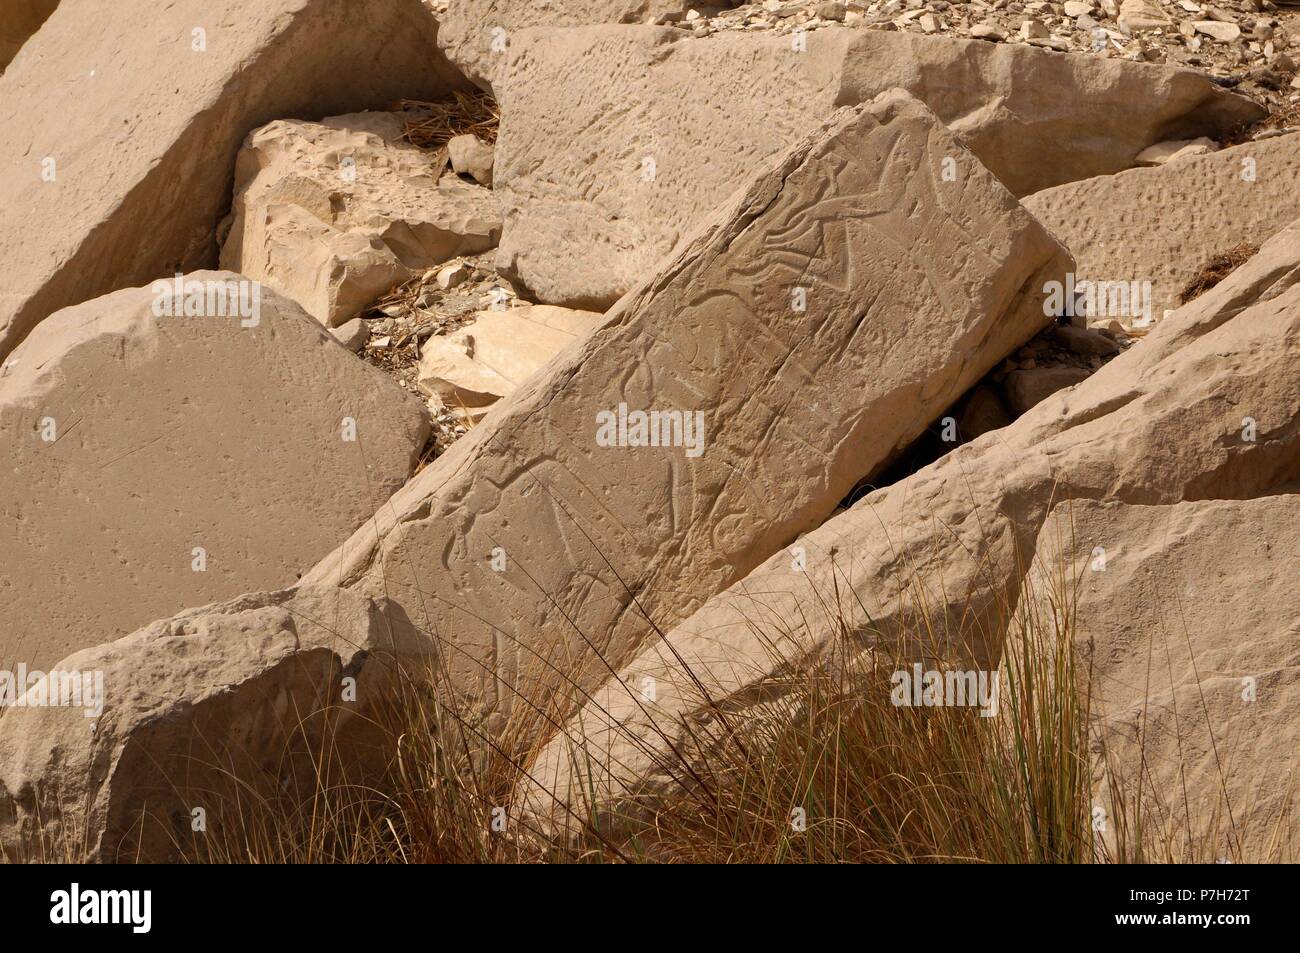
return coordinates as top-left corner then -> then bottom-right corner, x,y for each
20,511 -> 1284,865
1179,243 -> 1260,304
399,91 -> 501,151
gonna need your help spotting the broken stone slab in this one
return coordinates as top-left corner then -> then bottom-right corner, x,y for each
433,0 -> 687,91
0,272 -> 431,673
1024,496 -> 1299,860
301,91 -> 1071,739
1050,323 -> 1120,356
221,115 -> 501,327
226,203 -> 412,330
955,384 -> 1013,440
1135,136 -> 1219,165
0,586 -> 432,863
1193,20 -> 1242,42
1002,364 -> 1092,413
494,24 -> 1262,308
518,220 -> 1300,834
0,0 -> 57,71
817,2 -> 848,22
437,261 -> 473,290
448,133 -> 496,186
970,23 -> 1007,40
417,304 -> 604,418
1025,132 -> 1300,322
1117,0 -> 1171,31
0,0 -> 469,362
1019,18 -> 1050,39
331,316 -> 370,351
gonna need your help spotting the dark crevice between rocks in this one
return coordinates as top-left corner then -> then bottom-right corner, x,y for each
839,319 -> 1132,507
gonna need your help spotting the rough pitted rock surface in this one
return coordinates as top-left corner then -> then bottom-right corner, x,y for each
0,274 -> 430,672
302,91 -> 1071,733
494,24 -> 1261,308
1025,130 -> 1300,321
520,219 -> 1300,834
0,0 -> 468,362
429,0 -> 689,90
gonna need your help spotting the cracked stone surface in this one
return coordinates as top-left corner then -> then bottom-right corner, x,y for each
1025,129 -> 1300,320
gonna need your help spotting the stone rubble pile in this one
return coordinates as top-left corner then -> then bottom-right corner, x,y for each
672,0 -> 1300,112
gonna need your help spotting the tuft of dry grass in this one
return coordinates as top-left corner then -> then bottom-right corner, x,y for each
398,90 -> 500,170
542,560 -> 1095,864
21,506 -> 1284,865
1179,243 -> 1260,304
372,91 -> 500,180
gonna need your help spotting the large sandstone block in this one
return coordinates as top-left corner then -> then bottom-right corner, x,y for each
0,0 -> 57,71
303,91 -> 1071,733
0,273 -> 430,672
220,114 -> 502,327
495,24 -> 1262,308
521,220 -> 1300,830
0,0 -> 469,362
0,586 -> 432,863
1027,497 -> 1299,859
432,0 -> 684,91
1024,132 -> 1300,323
